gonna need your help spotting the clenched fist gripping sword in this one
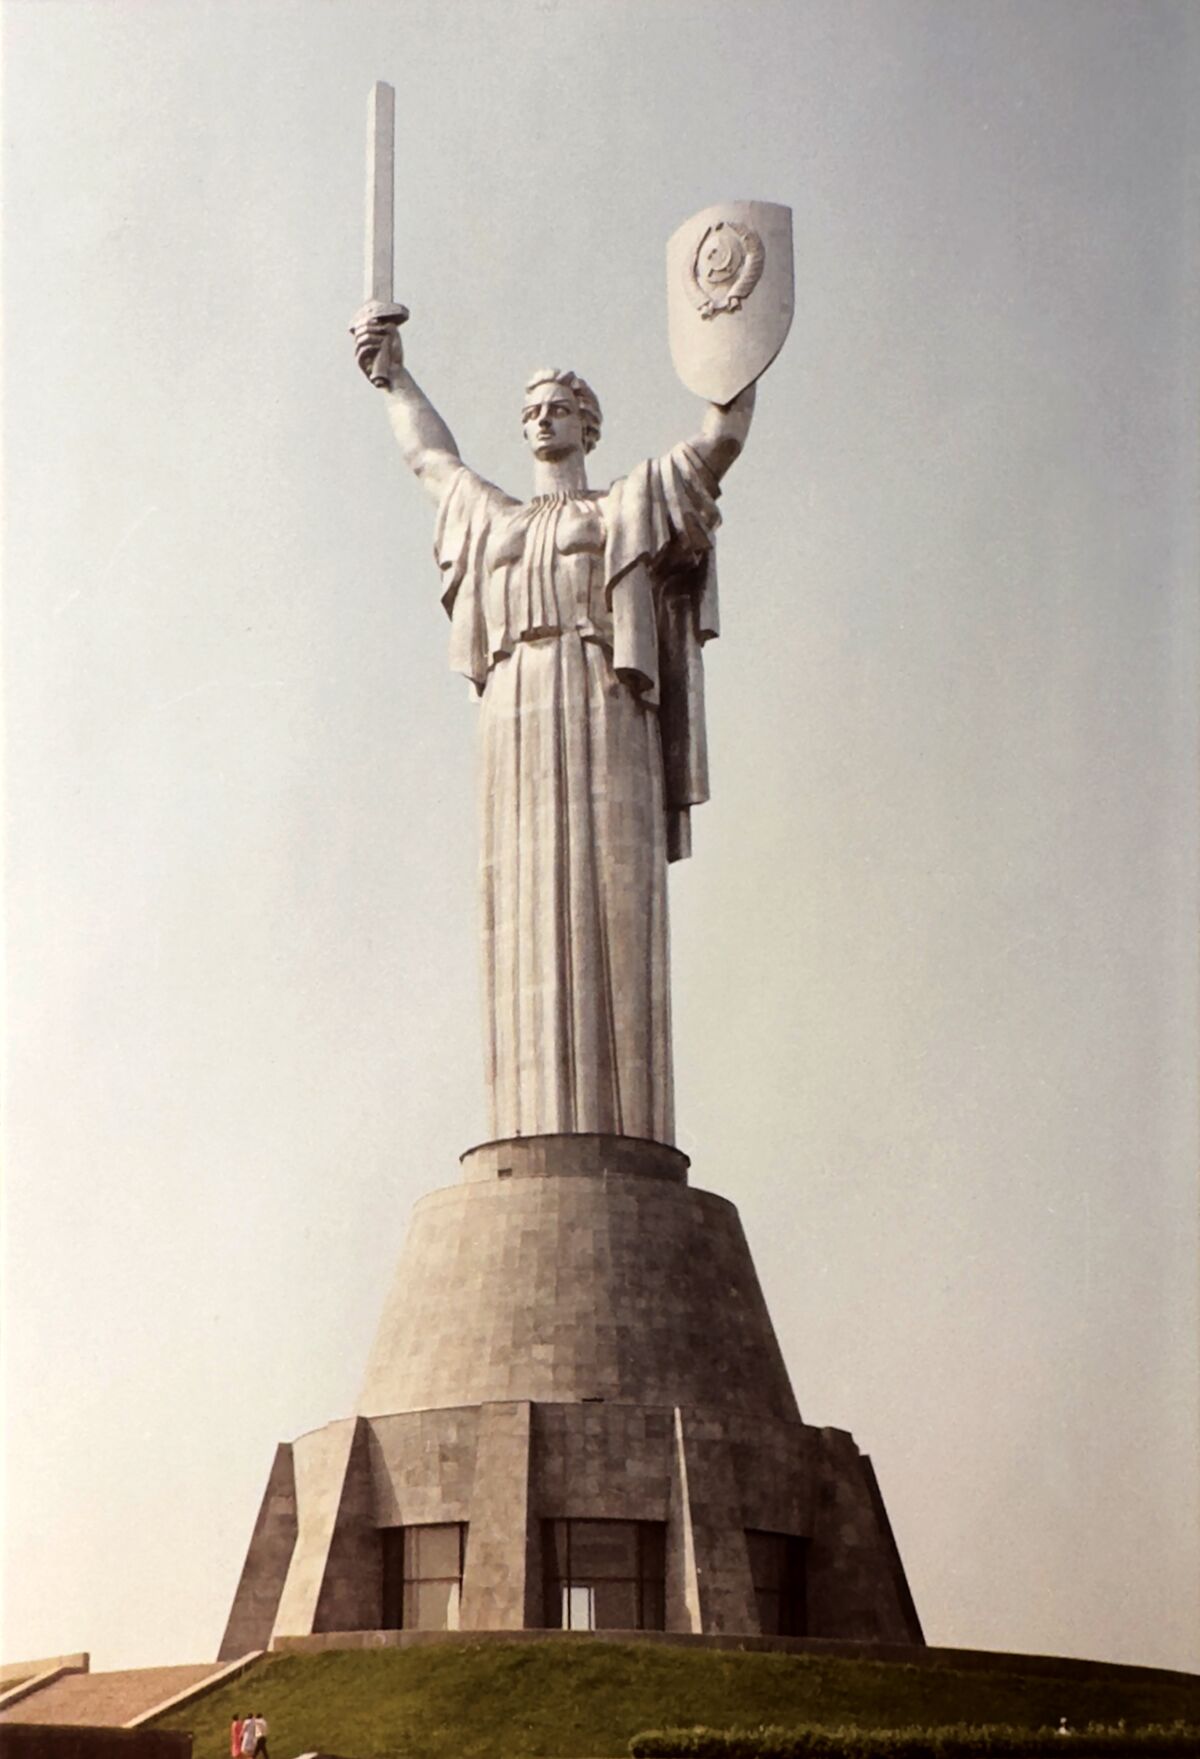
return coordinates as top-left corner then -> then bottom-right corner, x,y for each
353,81 -> 408,387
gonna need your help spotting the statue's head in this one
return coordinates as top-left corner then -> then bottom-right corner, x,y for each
521,368 -> 602,460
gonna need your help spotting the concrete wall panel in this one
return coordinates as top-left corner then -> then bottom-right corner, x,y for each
358,1146 -> 799,1425
226,1146 -> 921,1649
459,1402 -> 539,1630
218,1444 -> 297,1660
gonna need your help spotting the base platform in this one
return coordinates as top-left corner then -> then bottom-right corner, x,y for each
220,1135 -> 921,1655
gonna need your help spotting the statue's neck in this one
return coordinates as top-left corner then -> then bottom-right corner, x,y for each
531,454 -> 589,497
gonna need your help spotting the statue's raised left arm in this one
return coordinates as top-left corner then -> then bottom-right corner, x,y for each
686,382 -> 757,482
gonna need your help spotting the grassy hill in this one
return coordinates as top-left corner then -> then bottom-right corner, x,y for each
154,1641 -> 1200,1759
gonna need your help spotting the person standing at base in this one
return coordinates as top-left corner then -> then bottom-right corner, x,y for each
230,1716 -> 243,1759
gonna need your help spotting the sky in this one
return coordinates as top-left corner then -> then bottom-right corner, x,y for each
2,0 -> 1198,1678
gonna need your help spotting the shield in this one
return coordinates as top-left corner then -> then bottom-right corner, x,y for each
666,201 -> 794,405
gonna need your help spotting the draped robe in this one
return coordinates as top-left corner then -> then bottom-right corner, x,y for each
434,442 -> 721,1146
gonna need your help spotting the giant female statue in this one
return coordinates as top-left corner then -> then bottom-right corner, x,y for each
351,315 -> 754,1147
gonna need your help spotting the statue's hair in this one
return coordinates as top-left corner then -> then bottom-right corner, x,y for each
523,368 -> 602,454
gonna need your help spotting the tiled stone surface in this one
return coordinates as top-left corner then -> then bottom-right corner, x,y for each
231,1152 -> 920,1647
461,1134 -> 689,1185
367,1409 -> 478,1527
459,1403 -> 539,1629
358,1167 -> 799,1423
806,1426 -> 922,1643
272,1422 -> 356,1636
218,1443 -> 297,1660
533,1402 -> 674,1519
245,1397 -> 918,1643
312,1418 -> 381,1633
726,1412 -> 818,1537
670,1409 -> 758,1635
857,1452 -> 923,1643
272,1418 -> 380,1638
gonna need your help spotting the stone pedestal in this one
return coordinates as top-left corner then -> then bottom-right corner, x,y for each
220,1135 -> 921,1656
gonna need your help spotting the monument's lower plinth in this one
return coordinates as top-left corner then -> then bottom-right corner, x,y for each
220,1135 -> 921,1656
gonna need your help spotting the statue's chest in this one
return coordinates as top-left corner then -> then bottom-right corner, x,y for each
483,497 -> 607,642
486,498 -> 604,572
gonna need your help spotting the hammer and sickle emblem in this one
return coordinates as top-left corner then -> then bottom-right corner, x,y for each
686,219 -> 766,318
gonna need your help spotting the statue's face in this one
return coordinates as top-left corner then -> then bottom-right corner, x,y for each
521,383 -> 585,461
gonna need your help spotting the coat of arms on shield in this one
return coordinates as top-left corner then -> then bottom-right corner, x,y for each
667,201 -> 794,406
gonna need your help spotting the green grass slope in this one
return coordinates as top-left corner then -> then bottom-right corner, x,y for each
155,1642 -> 1200,1759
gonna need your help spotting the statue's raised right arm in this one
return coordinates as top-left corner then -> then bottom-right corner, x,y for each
351,305 -> 461,505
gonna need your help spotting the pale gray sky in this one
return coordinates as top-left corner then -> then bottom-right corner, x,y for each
3,0 -> 1198,1675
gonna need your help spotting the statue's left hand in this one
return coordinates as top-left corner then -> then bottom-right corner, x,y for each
694,380 -> 756,480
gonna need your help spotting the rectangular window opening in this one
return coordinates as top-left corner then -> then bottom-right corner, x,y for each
542,1518 -> 666,1631
380,1522 -> 467,1631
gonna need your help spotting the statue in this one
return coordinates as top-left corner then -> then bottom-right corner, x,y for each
217,106 -> 924,1656
351,89 -> 791,1149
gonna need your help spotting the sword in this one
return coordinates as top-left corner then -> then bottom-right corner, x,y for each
361,80 -> 408,387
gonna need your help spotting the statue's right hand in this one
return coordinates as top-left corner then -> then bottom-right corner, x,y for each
350,301 -> 406,389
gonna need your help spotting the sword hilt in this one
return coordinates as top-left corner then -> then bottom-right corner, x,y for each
352,299 -> 409,389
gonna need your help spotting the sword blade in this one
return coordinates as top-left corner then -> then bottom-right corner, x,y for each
365,81 -> 395,304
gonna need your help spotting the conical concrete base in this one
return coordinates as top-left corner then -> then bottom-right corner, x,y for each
360,1134 -> 799,1422
220,1136 -> 921,1656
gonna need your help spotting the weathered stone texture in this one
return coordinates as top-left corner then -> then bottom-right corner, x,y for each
243,1395 -> 920,1644
218,1443 -> 297,1660
669,1409 -> 759,1635
806,1427 -> 922,1642
461,1135 -> 688,1184
359,1149 -> 798,1424
533,1403 -> 674,1520
311,1417 -> 381,1633
367,1409 -> 477,1528
727,1413 -> 818,1537
458,1403 -> 539,1630
228,1140 -> 921,1648
272,1419 -> 379,1638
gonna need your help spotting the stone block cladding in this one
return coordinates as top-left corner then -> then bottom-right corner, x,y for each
220,1136 -> 922,1656
359,1137 -> 798,1422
